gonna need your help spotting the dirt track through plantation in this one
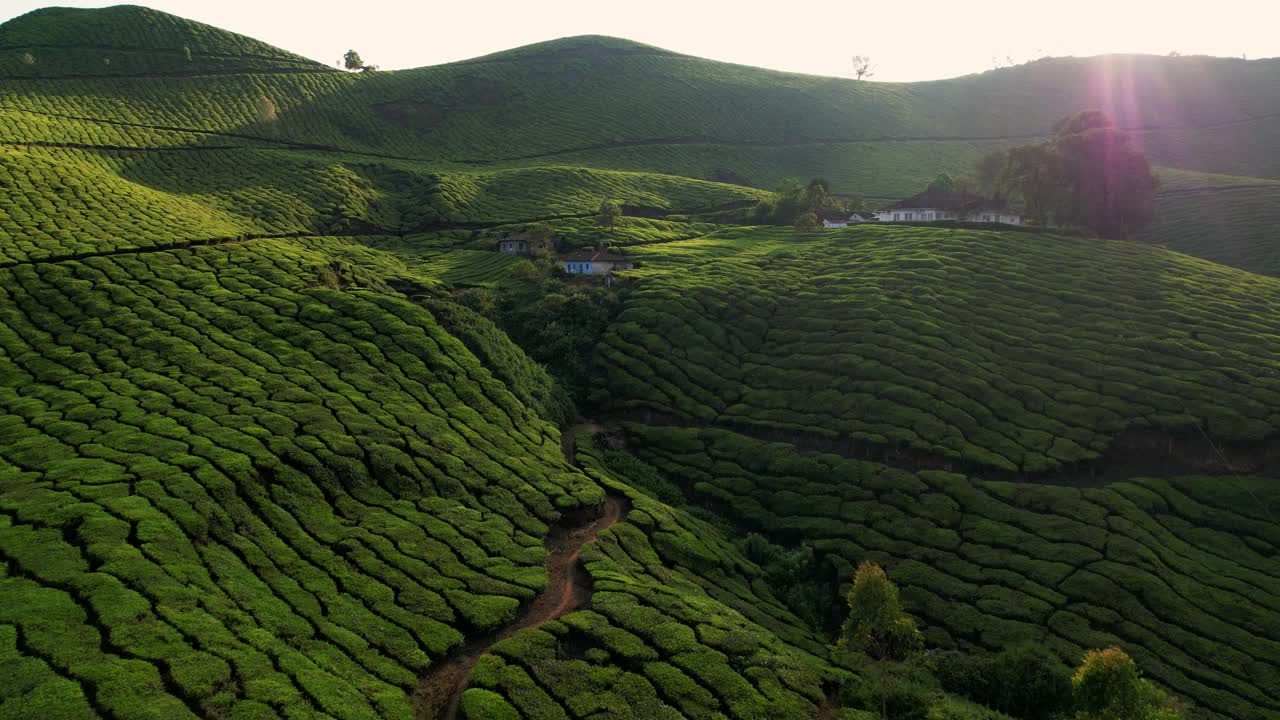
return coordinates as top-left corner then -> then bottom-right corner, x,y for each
416,494 -> 627,720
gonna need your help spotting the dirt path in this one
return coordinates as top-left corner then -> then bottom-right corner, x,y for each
416,494 -> 626,720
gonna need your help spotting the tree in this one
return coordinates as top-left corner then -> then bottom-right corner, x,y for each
988,645 -> 1073,719
928,173 -> 956,193
1072,647 -> 1182,720
1000,142 -> 1064,225
839,562 -> 923,661
852,55 -> 874,80
793,211 -> 819,232
596,199 -> 622,230
995,110 -> 1157,237
755,177 -> 846,226
1052,111 -> 1158,238
343,49 -> 365,71
974,150 -> 1008,198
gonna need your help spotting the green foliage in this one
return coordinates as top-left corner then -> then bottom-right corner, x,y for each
1072,647 -> 1183,720
933,645 -> 1072,719
597,198 -> 623,229
501,283 -> 621,402
420,298 -> 576,424
622,423 -> 1280,720
736,533 -> 834,628
998,111 -> 1159,237
0,240 -> 597,719
343,49 -> 365,71
840,562 -> 923,661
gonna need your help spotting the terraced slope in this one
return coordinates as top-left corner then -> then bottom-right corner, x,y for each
0,232 -> 854,720
0,238 -> 602,718
619,424 -> 1280,720
1141,170 -> 1280,276
595,227 -> 1280,475
0,143 -> 761,264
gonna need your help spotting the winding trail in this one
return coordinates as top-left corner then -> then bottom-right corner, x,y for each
415,493 -> 627,720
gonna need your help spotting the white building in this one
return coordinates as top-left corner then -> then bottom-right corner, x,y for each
820,210 -> 874,228
878,189 -> 1022,225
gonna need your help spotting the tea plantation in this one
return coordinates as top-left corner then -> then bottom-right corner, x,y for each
595,227 -> 1280,474
1,5 -> 1279,720
618,423 -> 1280,720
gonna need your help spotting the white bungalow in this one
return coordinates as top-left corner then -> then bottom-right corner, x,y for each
878,189 -> 1022,225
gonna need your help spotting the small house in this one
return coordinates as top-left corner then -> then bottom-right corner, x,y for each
878,189 -> 1022,225
497,235 -> 530,255
560,248 -> 634,277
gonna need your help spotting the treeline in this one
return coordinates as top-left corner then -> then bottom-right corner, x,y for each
753,177 -> 863,228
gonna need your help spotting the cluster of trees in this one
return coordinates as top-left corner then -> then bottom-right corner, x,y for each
838,562 -> 1184,720
979,110 -> 1159,238
753,177 -> 862,229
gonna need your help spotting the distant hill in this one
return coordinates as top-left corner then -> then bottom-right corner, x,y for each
0,4 -> 330,76
2,8 -> 1278,272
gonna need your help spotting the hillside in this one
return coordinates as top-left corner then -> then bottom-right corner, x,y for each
2,11 -> 1277,273
0,5 -> 329,76
0,6 -> 1277,720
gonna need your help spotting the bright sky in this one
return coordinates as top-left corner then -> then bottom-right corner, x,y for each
2,0 -> 1276,81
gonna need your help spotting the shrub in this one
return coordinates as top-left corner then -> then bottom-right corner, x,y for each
1071,647 -> 1181,720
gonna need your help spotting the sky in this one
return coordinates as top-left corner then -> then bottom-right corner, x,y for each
1,0 -> 1277,81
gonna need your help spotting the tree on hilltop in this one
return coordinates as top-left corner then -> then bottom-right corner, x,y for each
343,49 -> 366,71
852,55 -> 874,80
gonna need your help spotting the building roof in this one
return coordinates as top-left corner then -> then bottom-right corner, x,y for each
881,189 -> 1014,213
818,209 -> 850,222
559,249 -> 631,263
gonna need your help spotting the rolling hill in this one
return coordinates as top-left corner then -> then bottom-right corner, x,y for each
0,6 -> 1277,720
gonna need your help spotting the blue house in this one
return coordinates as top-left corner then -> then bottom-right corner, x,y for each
559,249 -> 633,277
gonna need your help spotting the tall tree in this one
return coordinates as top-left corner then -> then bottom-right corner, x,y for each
1052,111 -> 1159,239
838,562 -> 923,661
994,110 -> 1158,237
343,49 -> 365,71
